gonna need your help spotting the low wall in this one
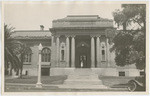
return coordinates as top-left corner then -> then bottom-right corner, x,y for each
50,68 -> 75,76
50,68 -> 140,77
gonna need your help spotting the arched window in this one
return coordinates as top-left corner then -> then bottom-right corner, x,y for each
23,48 -> 32,62
41,48 -> 51,62
101,42 -> 106,61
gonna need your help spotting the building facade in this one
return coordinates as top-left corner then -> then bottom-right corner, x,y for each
13,15 -> 141,77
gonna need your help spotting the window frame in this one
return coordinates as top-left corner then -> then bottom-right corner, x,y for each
23,48 -> 32,65
41,47 -> 51,63
101,42 -> 106,62
60,42 -> 66,61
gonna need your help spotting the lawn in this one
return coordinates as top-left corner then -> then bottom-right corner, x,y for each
5,85 -> 128,92
5,75 -> 67,84
99,76 -> 135,87
4,75 -> 133,92
5,75 -> 134,87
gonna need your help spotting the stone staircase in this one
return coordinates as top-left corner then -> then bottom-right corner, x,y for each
59,68 -> 108,89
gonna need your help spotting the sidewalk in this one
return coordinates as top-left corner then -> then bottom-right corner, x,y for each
5,83 -> 128,92
4,75 -> 133,92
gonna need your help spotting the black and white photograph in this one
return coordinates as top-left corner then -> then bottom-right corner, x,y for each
2,1 -> 149,95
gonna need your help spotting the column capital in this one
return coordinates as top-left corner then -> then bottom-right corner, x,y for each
55,35 -> 60,38
90,35 -> 97,38
70,35 -> 76,38
96,35 -> 101,38
65,35 -> 71,38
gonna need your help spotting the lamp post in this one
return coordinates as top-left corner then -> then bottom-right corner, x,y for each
36,43 -> 43,88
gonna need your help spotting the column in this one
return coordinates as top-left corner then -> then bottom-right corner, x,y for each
66,36 -> 70,67
56,36 -> 60,67
91,36 -> 95,67
71,36 -> 75,67
96,36 -> 100,67
106,38 -> 110,67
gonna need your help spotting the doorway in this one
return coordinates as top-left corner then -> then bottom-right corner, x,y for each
79,54 -> 87,68
75,41 -> 91,68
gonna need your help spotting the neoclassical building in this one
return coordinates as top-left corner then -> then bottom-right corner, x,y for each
12,15 -> 141,77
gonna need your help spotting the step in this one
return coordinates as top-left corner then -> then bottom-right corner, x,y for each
64,80 -> 103,85
68,75 -> 99,80
73,69 -> 93,75
60,68 -> 107,89
59,84 -> 108,89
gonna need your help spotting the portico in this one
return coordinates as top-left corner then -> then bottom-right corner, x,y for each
50,15 -> 114,69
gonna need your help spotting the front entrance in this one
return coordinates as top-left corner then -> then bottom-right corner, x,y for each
79,54 -> 87,68
75,36 -> 91,68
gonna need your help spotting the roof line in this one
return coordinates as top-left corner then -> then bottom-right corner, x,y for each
67,15 -> 99,17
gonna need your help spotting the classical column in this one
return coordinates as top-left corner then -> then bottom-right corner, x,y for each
66,36 -> 70,67
91,36 -> 95,68
106,38 -> 110,67
71,36 -> 75,67
96,36 -> 100,67
56,36 -> 60,67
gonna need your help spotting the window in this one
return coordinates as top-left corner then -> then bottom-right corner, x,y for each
41,68 -> 50,76
102,50 -> 105,61
41,48 -> 51,62
119,71 -> 125,76
60,42 -> 66,61
140,71 -> 144,76
61,50 -> 64,61
101,42 -> 106,61
25,71 -> 28,75
23,48 -> 32,62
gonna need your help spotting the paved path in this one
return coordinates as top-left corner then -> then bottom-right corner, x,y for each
5,83 -> 129,92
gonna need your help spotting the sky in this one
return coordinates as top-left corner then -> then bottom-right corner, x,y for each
4,2 -> 121,30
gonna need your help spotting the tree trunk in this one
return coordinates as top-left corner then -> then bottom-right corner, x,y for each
20,64 -> 23,78
10,68 -> 12,76
19,54 -> 24,79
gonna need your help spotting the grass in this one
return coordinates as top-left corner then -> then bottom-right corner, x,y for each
5,75 -> 67,84
5,75 -> 134,87
4,75 -> 133,92
99,76 -> 135,87
5,85 -> 128,92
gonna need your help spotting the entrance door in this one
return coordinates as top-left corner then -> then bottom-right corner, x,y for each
75,41 -> 91,68
79,54 -> 87,68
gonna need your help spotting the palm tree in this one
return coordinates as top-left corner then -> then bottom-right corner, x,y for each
18,44 -> 31,78
4,24 -> 22,75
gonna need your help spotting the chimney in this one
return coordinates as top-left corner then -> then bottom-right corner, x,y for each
40,25 -> 44,30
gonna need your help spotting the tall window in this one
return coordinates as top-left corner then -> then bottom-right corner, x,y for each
61,50 -> 64,61
23,48 -> 32,62
60,42 -> 65,61
41,48 -> 51,62
101,42 -> 106,61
